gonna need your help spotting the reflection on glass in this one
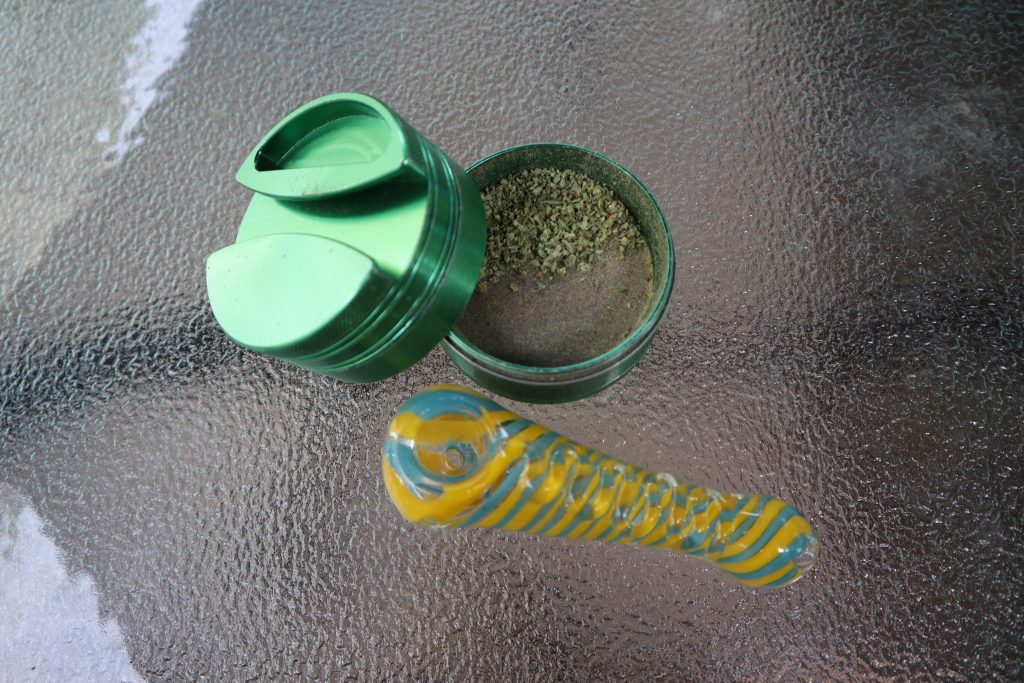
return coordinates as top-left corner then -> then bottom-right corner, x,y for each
0,489 -> 143,682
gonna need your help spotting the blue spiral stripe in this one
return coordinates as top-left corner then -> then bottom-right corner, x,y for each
552,455 -> 614,538
455,457 -> 528,528
520,440 -> 585,532
607,475 -> 662,543
677,514 -> 737,555
488,433 -> 566,529
764,565 -> 800,588
535,450 -> 607,536
703,496 -> 756,556
570,467 -> 629,540
522,458 -> 582,533
721,495 -> 770,545
492,418 -> 532,443
667,495 -> 716,552
715,507 -> 798,565
718,534 -> 809,582
629,483 -> 680,545
598,481 -> 642,542
643,484 -> 694,548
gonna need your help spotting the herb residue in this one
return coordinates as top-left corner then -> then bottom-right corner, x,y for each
456,166 -> 654,367
478,168 -> 645,287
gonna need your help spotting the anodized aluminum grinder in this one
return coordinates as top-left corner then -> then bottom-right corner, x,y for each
206,93 -> 674,402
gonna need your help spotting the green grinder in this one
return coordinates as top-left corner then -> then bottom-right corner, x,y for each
207,93 -> 675,402
206,93 -> 486,383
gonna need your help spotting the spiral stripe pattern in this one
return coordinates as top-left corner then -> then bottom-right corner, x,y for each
382,385 -> 818,587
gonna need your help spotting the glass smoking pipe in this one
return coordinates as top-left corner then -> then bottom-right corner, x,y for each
382,385 -> 818,587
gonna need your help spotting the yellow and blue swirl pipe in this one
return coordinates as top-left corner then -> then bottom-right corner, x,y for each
382,385 -> 818,587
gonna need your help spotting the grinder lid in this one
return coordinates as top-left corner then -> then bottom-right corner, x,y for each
205,93 -> 486,381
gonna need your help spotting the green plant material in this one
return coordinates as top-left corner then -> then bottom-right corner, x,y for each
479,168 -> 645,285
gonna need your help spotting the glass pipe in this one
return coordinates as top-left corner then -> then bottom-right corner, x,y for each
382,385 -> 818,587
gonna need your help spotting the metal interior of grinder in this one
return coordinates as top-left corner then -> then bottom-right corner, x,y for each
455,166 -> 656,367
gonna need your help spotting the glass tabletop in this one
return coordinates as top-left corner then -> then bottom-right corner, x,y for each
1,1 -> 1021,679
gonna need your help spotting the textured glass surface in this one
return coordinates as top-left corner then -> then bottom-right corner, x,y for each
1,1 -> 1021,679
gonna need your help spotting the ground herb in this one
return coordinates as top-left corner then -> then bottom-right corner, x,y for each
478,168 -> 645,286
456,166 -> 655,367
